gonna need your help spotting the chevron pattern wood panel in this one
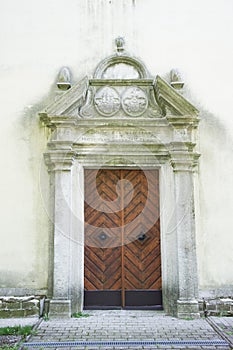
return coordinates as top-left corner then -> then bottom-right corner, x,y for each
84,169 -> 161,295
123,170 -> 161,290
84,169 -> 122,290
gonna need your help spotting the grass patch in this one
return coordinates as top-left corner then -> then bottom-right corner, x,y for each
43,313 -> 49,321
0,325 -> 35,350
71,312 -> 90,318
0,325 -> 33,337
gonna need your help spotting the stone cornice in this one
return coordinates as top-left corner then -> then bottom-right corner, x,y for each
166,115 -> 200,127
40,114 -> 78,128
89,79 -> 154,86
74,117 -> 169,128
47,141 -> 74,151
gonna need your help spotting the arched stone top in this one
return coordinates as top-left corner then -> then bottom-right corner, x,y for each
93,54 -> 150,79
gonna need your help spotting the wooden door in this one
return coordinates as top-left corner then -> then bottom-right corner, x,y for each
84,169 -> 162,309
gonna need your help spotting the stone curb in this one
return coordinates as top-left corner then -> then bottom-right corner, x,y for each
207,317 -> 233,349
18,317 -> 43,350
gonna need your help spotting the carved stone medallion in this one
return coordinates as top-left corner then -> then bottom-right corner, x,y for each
94,86 -> 120,116
122,87 -> 148,117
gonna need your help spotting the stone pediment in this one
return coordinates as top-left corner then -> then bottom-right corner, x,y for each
154,76 -> 198,118
41,76 -> 89,119
40,39 -> 198,127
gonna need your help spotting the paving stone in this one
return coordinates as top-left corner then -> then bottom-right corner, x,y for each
18,311 -> 232,349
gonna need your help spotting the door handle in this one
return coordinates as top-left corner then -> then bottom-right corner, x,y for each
138,233 -> 146,241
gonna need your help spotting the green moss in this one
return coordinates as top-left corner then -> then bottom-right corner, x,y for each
71,312 -> 90,318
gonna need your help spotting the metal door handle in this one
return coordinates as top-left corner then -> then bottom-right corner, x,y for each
138,233 -> 146,241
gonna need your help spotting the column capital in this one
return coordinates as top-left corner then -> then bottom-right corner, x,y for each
44,151 -> 75,172
170,151 -> 200,172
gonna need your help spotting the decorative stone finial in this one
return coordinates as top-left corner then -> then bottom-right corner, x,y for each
170,69 -> 184,90
115,37 -> 125,53
57,67 -> 72,90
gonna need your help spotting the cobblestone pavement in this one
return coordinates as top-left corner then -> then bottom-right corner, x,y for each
19,311 -> 233,350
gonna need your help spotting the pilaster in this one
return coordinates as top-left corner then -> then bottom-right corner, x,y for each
171,150 -> 200,318
44,151 -> 74,317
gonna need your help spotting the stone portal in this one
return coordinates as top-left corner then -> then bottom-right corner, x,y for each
40,39 -> 200,318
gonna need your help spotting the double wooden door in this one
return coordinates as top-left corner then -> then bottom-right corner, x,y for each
84,169 -> 162,309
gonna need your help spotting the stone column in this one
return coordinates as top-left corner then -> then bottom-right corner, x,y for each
45,151 -> 74,317
171,150 -> 200,318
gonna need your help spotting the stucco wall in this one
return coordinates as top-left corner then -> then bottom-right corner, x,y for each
0,0 -> 233,294
197,112 -> 233,292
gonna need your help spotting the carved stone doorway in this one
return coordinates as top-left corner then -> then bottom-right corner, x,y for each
40,39 -> 200,318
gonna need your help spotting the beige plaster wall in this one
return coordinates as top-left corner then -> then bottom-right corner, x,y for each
0,0 -> 233,293
196,112 -> 233,292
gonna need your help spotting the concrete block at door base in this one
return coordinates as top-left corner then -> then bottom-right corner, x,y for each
177,300 -> 200,319
49,299 -> 71,318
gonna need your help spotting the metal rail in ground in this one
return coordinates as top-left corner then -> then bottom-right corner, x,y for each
22,339 -> 229,347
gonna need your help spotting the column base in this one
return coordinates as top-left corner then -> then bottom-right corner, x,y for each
177,299 -> 200,319
49,299 -> 71,318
